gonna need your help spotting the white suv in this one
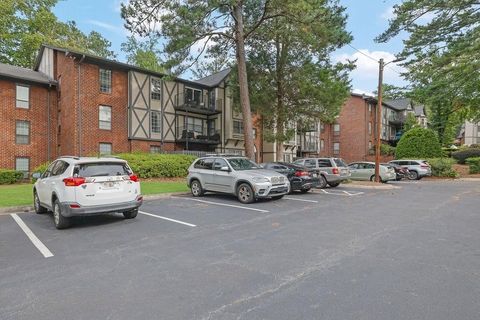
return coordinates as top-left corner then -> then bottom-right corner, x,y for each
33,157 -> 143,229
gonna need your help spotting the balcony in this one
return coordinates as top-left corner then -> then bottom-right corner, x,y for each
388,114 -> 406,125
176,126 -> 220,145
301,141 -> 319,152
174,93 -> 222,115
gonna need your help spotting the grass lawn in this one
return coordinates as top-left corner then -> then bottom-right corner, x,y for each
0,181 -> 189,208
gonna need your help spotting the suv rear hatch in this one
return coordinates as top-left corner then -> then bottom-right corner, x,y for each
333,158 -> 350,177
73,161 -> 139,206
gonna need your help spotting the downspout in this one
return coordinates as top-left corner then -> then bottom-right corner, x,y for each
47,84 -> 51,161
77,54 -> 85,156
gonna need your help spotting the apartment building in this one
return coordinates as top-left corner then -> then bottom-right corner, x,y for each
458,121 -> 480,146
0,45 -> 245,175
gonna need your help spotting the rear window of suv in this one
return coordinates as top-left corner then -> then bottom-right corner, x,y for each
74,162 -> 131,177
333,158 -> 347,167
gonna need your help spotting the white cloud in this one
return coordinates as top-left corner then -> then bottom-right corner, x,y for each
381,6 -> 396,21
86,20 -> 124,33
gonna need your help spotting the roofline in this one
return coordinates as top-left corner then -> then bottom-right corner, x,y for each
0,73 -> 57,86
35,44 -> 216,89
196,68 -> 231,86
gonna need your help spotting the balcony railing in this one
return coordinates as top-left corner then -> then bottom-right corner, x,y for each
176,126 -> 220,145
174,93 -> 222,115
388,114 -> 406,125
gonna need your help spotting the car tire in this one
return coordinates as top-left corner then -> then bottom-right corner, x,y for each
34,191 -> 47,214
370,175 -> 383,183
237,183 -> 255,204
317,175 -> 327,189
190,179 -> 204,197
300,188 -> 311,193
272,195 -> 284,200
328,182 -> 340,188
123,209 -> 138,219
53,199 -> 70,229
408,171 -> 419,180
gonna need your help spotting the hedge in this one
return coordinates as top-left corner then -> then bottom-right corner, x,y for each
396,128 -> 443,159
465,157 -> 480,174
452,148 -> 480,164
116,153 -> 197,178
380,144 -> 396,156
425,158 -> 458,178
0,169 -> 24,184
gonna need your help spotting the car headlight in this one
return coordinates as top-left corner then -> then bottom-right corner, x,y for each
252,177 -> 269,183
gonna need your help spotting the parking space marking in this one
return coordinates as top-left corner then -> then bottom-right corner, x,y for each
284,197 -> 318,203
318,189 -> 364,196
10,214 -> 54,258
139,211 -> 197,227
173,197 -> 270,213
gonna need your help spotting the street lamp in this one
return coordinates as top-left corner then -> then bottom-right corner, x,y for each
374,57 -> 404,183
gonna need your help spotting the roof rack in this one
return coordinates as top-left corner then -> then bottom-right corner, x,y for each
59,155 -> 80,160
204,153 -> 245,157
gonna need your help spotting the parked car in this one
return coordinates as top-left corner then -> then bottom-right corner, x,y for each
261,162 -> 319,193
293,157 -> 350,188
187,156 -> 290,204
381,162 -> 410,181
348,161 -> 396,182
389,159 -> 432,180
32,156 -> 143,229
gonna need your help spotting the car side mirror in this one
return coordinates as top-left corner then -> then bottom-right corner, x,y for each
220,166 -> 230,172
32,172 -> 41,179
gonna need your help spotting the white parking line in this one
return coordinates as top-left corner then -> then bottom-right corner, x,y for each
10,214 -> 54,258
284,197 -> 318,203
174,197 -> 270,213
318,189 -> 364,196
139,211 -> 196,227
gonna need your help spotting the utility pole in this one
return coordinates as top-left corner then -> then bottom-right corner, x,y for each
374,58 -> 384,183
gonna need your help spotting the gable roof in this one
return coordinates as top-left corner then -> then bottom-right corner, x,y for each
384,98 -> 412,111
195,68 -> 231,87
414,105 -> 425,117
0,62 -> 55,85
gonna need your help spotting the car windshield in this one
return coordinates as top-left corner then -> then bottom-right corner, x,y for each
227,158 -> 260,171
334,158 -> 347,167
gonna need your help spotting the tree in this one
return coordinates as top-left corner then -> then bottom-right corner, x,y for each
0,0 -> 115,68
395,127 -> 442,159
403,112 -> 418,132
121,36 -> 164,72
376,0 -> 480,121
373,83 -> 407,100
245,1 -> 353,159
122,0 -> 312,160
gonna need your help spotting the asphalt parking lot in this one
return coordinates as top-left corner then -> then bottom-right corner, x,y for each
1,180 -> 479,320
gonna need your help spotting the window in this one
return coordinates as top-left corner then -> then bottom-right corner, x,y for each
16,120 -> 30,144
51,161 -> 69,176
16,85 -> 29,109
15,157 -> 29,178
320,139 -> 325,150
333,142 -> 340,154
304,159 -> 316,168
74,163 -> 131,177
194,158 -> 214,170
368,122 -> 372,135
369,141 -> 372,150
318,159 -> 332,167
99,106 -> 111,130
186,117 -> 204,134
368,104 -> 372,113
213,158 -> 228,170
151,78 -> 161,100
233,120 -> 244,135
99,143 -> 112,155
151,111 -> 161,133
185,87 -> 202,104
333,124 -> 340,133
150,146 -> 161,153
99,68 -> 112,93
320,123 -> 325,132
207,119 -> 216,136
283,154 -> 292,163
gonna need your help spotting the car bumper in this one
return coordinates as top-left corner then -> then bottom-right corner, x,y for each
253,183 -> 290,198
291,178 -> 318,190
383,173 -> 397,181
324,173 -> 351,183
60,196 -> 143,217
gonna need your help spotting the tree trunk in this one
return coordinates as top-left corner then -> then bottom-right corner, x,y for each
233,2 -> 255,160
276,116 -> 284,161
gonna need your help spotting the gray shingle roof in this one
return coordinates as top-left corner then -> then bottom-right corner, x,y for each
195,69 -> 231,86
384,98 -> 412,111
0,62 -> 55,85
414,105 -> 425,117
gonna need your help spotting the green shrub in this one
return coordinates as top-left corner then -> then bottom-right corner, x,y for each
115,153 -> 197,178
465,157 -> 480,174
31,162 -> 51,183
396,128 -> 443,159
452,148 -> 480,164
425,158 -> 458,178
0,169 -> 24,184
380,144 -> 396,156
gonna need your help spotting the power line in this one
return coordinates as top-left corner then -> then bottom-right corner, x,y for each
347,43 -> 403,75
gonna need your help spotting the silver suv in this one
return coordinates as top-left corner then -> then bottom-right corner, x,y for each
389,159 -> 432,180
187,157 -> 290,204
293,157 -> 350,188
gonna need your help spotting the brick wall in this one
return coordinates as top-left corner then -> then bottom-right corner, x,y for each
0,80 -> 57,171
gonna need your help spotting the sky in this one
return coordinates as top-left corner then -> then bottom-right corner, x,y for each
53,0 -> 408,94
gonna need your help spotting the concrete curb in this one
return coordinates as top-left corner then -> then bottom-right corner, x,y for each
0,192 -> 190,216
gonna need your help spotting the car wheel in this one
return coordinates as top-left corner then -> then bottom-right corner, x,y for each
370,175 -> 383,183
237,183 -> 255,204
408,171 -> 419,180
300,188 -> 311,193
272,195 -> 284,200
190,180 -> 204,197
328,182 -> 340,188
34,191 -> 47,214
317,175 -> 327,188
53,199 -> 70,229
123,208 -> 138,219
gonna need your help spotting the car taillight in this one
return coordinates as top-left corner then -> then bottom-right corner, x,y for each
129,174 -> 139,182
63,177 -> 86,187
420,165 -> 429,168
295,171 -> 310,177
332,168 -> 339,174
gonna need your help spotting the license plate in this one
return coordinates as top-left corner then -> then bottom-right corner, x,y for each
312,173 -> 318,177
102,182 -> 116,189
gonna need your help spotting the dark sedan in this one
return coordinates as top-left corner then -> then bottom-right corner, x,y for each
381,162 -> 409,181
261,162 -> 319,193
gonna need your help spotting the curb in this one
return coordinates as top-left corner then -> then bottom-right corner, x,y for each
0,192 -> 190,215
339,183 -> 401,190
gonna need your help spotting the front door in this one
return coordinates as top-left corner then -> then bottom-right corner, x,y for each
213,158 -> 234,193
